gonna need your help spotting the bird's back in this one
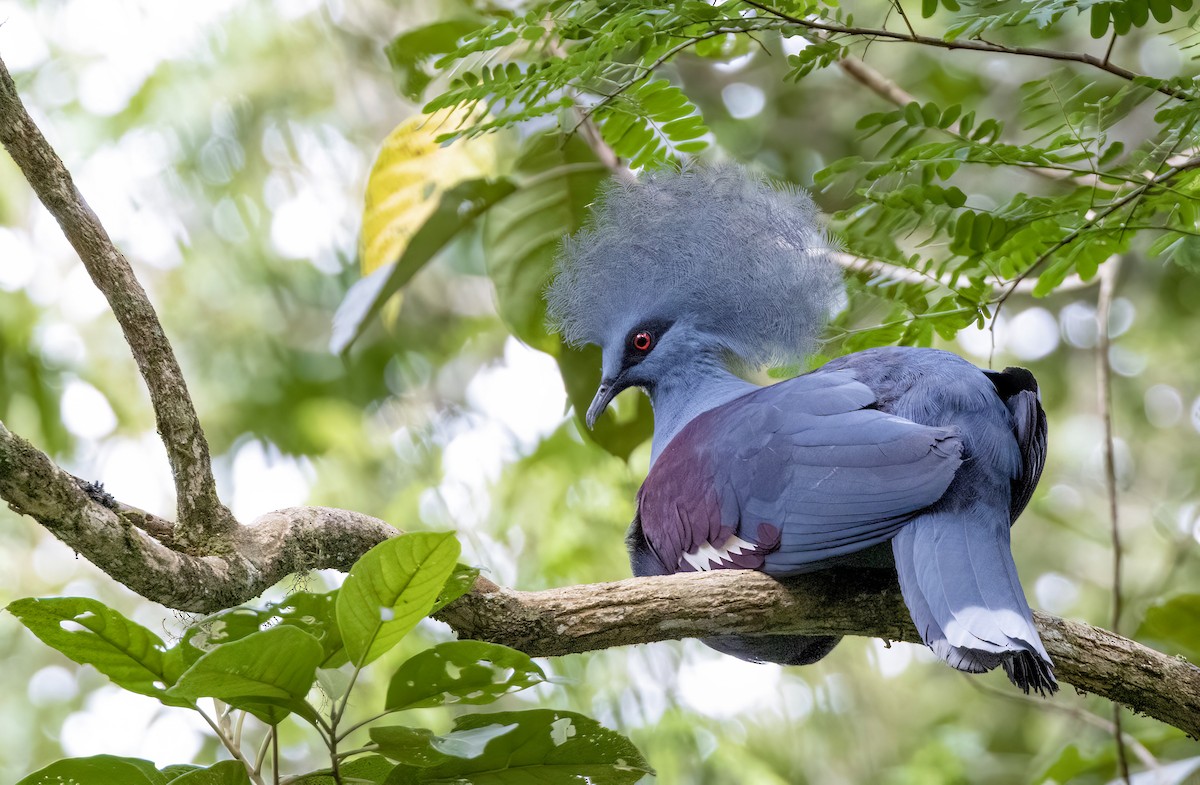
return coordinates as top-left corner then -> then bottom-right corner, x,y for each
629,345 -> 1056,692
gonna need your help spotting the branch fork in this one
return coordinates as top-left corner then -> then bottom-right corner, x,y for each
1,48 -> 1199,752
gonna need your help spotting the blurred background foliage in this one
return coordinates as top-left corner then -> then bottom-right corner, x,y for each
2,0 -> 1200,783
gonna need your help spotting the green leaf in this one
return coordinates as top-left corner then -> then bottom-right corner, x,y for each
1090,3 -> 1110,37
386,20 -> 483,101
430,564 -> 481,615
1136,593 -> 1200,664
6,597 -> 188,707
283,756 -> 396,785
333,176 -> 517,353
161,765 -> 202,781
17,755 -> 160,785
177,591 -> 344,672
556,342 -> 654,460
168,761 -> 252,785
374,710 -> 653,784
166,625 -> 324,724
336,532 -> 461,666
483,132 -> 608,352
385,641 -> 546,710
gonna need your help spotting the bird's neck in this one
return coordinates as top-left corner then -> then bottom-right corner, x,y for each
648,360 -> 755,465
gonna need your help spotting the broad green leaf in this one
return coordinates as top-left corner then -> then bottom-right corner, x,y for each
333,176 -> 517,353
176,591 -> 344,671
289,755 -> 397,784
386,20 -> 483,101
482,132 -> 608,352
168,761 -> 252,784
16,755 -> 159,785
385,640 -> 546,710
374,710 -> 652,784
161,765 -> 202,781
360,109 -> 500,277
430,563 -> 481,614
336,532 -> 461,666
557,342 -> 654,460
166,625 -> 323,724
1136,593 -> 1200,664
6,597 -> 188,707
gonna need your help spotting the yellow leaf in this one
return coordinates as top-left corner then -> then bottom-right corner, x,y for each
360,108 -> 500,275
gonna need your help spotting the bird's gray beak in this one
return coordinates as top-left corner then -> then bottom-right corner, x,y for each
585,379 -> 620,430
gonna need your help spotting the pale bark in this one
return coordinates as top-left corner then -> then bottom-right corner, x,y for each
0,49 -> 1197,749
0,55 -> 233,546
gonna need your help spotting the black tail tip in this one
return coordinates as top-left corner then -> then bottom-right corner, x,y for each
1003,652 -> 1059,696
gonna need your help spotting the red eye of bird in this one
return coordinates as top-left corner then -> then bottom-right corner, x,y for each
633,331 -> 653,352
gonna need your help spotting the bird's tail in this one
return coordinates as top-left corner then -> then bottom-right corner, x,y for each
892,509 -> 1057,695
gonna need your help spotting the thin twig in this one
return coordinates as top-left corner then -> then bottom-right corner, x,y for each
0,54 -> 235,546
196,703 -> 265,785
890,0 -> 918,38
995,154 -> 1200,310
740,0 -> 1196,102
1102,30 -> 1118,67
545,35 -> 633,180
1096,258 -> 1131,785
831,251 -> 1096,295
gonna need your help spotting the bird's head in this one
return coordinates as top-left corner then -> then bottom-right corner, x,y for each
546,164 -> 844,429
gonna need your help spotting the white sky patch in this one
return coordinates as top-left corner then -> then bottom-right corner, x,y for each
1191,396 -> 1200,435
712,52 -> 755,73
466,338 -> 567,452
60,379 -> 118,440
1005,307 -> 1059,360
1107,297 -> 1135,337
677,650 -> 783,718
1145,384 -> 1183,428
28,666 -> 80,706
722,83 -> 766,120
36,323 -> 87,366
870,639 -> 913,679
61,686 -> 206,767
94,434 -> 176,517
230,440 -> 314,521
32,535 -> 81,585
780,34 -> 809,57
267,123 -> 363,273
956,314 -> 1006,359
1060,301 -> 1098,348
1035,572 -> 1080,614
0,4 -> 50,71
269,190 -> 344,271
1108,346 -> 1146,377
59,267 -> 112,322
0,227 -> 37,291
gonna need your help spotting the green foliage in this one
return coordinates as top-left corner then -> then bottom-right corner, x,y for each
13,755 -> 252,785
6,597 -> 190,707
333,0 -> 1200,443
384,641 -> 547,710
5,534 -> 649,783
332,177 -> 517,354
482,132 -> 608,353
375,710 -> 652,783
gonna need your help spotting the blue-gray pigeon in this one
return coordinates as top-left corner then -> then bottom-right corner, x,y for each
545,164 -> 1056,695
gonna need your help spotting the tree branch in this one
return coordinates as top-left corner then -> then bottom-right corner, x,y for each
0,419 -> 396,611
0,55 -> 234,546
741,1 -> 1196,102
4,415 -> 1200,737
438,570 -> 1200,740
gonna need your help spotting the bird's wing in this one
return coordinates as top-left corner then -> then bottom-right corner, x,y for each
983,367 -> 1048,521
636,370 -> 964,576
